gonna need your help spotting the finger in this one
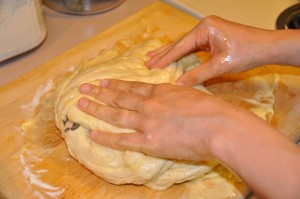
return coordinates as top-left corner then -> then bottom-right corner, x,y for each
175,62 -> 218,86
100,79 -> 155,97
80,83 -> 120,105
147,43 -> 172,58
146,32 -> 199,69
78,98 -> 141,130
145,44 -> 173,68
80,83 -> 143,111
145,43 -> 177,69
90,130 -> 147,153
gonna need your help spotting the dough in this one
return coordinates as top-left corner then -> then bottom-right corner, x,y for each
53,39 -> 276,191
54,40 -> 218,190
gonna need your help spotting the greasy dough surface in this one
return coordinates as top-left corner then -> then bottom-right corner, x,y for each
54,40 -> 218,190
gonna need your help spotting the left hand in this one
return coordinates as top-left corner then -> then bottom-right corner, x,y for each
77,80 -> 300,199
77,79 -> 247,162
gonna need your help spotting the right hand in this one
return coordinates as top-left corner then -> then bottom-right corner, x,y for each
146,16 -> 274,86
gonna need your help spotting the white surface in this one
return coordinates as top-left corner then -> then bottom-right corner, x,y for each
0,0 -> 47,62
0,0 -> 156,87
162,0 -> 299,29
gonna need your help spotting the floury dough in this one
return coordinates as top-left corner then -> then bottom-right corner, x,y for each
54,39 -> 275,191
54,40 -> 218,190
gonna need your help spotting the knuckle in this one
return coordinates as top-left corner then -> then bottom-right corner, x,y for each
111,109 -> 126,121
111,109 -> 133,128
183,72 -> 199,85
142,119 -> 156,132
92,104 -> 104,116
201,15 -> 221,26
131,82 -> 154,96
136,99 -> 146,112
130,84 -> 142,94
90,87 -> 100,97
155,83 -> 172,93
114,135 -> 128,149
140,98 -> 162,115
83,104 -> 102,119
107,79 -> 118,89
114,93 -> 127,107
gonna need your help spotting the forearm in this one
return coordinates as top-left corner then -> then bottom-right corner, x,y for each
256,29 -> 300,67
210,108 -> 300,199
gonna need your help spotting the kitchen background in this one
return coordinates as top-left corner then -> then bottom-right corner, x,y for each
0,0 -> 299,86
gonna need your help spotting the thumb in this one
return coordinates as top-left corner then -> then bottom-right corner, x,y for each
176,62 -> 220,86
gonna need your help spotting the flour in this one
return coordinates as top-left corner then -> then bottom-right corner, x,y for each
20,153 -> 65,199
21,79 -> 54,114
0,0 -> 46,62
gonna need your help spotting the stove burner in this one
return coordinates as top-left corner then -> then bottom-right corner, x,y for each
276,3 -> 300,29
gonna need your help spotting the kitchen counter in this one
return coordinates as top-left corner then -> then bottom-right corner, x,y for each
2,0 -> 297,87
1,2 -> 300,198
0,0 -> 156,87
162,0 -> 299,29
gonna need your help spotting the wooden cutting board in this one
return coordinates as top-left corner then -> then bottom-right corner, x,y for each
1,2 -> 300,198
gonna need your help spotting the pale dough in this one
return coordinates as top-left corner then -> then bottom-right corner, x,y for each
53,39 -> 275,191
54,40 -> 218,190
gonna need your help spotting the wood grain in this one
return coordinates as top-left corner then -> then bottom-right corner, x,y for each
1,2 -> 300,198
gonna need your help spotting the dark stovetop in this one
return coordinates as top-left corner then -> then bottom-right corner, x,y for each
277,3 -> 300,29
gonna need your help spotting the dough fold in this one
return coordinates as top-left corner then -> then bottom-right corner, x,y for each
54,40 -> 217,190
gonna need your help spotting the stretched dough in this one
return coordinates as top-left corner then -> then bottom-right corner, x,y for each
54,40 -> 218,190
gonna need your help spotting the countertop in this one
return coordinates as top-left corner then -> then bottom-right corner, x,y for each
163,0 -> 299,29
2,0 -> 296,87
0,0 -> 156,87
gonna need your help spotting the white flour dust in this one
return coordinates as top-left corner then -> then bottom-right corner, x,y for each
20,79 -> 54,114
20,153 -> 65,198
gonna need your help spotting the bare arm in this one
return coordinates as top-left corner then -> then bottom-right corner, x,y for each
210,104 -> 300,199
77,80 -> 300,199
76,16 -> 300,198
146,16 -> 300,86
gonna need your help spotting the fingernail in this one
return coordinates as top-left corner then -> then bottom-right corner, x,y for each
80,84 -> 91,94
100,79 -> 109,87
78,98 -> 89,108
90,130 -> 100,139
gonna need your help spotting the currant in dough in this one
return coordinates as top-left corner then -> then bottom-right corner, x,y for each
53,40 -> 218,190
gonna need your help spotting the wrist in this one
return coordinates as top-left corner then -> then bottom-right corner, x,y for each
256,29 -> 300,67
204,103 -> 245,163
207,106 -> 263,171
208,108 -> 241,165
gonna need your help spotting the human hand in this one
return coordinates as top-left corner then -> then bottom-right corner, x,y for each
77,79 -> 300,199
77,79 -> 240,162
146,16 -> 274,86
